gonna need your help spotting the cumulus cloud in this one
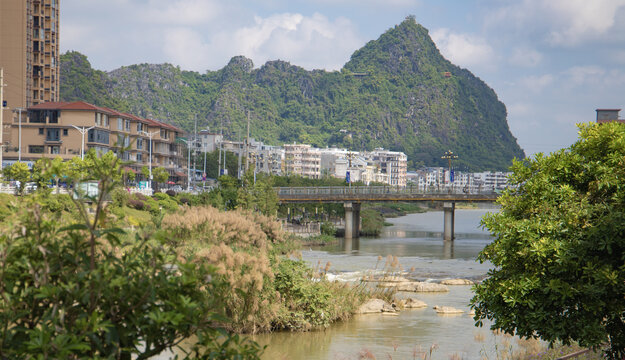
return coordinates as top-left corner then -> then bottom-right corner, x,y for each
520,74 -> 554,92
163,13 -> 363,71
545,0 -> 625,46
142,0 -> 223,25
519,74 -> 554,93
310,0 -> 421,6
509,47 -> 543,68
486,0 -> 625,47
430,28 -> 496,70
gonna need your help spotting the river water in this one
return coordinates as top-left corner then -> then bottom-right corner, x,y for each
253,208 -> 508,360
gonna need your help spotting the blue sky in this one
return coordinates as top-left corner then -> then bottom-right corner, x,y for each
61,0 -> 625,157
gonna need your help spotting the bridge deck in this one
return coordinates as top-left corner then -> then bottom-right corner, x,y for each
275,186 -> 499,203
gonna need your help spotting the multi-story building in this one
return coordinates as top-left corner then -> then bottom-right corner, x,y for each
197,129 -> 223,153
284,143 -> 321,179
1,0 -> 60,122
2,101 -> 187,181
364,148 -> 408,187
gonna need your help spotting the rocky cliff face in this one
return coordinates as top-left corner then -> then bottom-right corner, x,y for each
60,17 -> 524,170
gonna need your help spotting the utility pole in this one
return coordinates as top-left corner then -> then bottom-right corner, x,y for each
237,134 -> 242,180
193,115 -> 197,187
0,68 -> 5,172
187,138 -> 191,191
13,108 -> 26,162
218,119 -> 222,177
245,110 -> 250,172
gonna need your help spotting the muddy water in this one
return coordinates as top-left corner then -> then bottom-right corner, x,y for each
253,208 -> 508,360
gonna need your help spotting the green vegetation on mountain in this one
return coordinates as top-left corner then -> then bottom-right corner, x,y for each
60,16 -> 524,171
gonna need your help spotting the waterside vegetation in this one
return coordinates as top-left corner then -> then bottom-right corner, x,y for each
0,151 -> 387,359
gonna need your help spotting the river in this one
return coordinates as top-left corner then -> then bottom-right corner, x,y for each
253,208 -> 510,360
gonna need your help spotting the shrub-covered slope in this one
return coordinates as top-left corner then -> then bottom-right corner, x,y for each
60,17 -> 524,170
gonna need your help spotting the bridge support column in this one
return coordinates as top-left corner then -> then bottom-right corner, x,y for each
443,202 -> 455,241
344,202 -> 361,239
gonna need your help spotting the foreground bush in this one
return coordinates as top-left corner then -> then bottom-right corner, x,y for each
0,151 -> 262,359
161,206 -> 369,333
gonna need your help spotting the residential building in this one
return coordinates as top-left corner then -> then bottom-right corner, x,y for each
364,148 -> 408,186
1,0 -> 60,142
1,101 -> 187,181
197,129 -> 223,153
284,143 -> 321,179
596,108 -> 623,123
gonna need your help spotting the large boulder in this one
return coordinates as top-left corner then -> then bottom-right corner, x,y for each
433,305 -> 464,315
441,279 -> 474,285
399,297 -> 427,309
378,281 -> 449,292
356,299 -> 397,314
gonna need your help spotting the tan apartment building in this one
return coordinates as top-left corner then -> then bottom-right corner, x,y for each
364,148 -> 408,187
2,101 -> 187,181
1,0 -> 60,144
284,143 -> 321,179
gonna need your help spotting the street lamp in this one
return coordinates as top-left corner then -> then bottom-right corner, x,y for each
441,150 -> 458,185
71,125 -> 95,160
178,137 -> 194,191
12,108 -> 25,162
139,130 -> 159,186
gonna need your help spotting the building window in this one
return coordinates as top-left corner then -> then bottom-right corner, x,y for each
46,128 -> 60,142
137,153 -> 143,162
88,129 -> 110,144
50,146 -> 60,154
39,128 -> 44,135
137,123 -> 144,132
137,138 -> 143,150
29,145 -> 44,154
63,128 -> 68,136
118,118 -> 123,130
29,110 -> 46,123
47,110 -> 59,123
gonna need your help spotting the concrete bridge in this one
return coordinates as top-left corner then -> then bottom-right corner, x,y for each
275,186 -> 499,240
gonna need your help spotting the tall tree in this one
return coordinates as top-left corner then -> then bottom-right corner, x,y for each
471,122 -> 625,359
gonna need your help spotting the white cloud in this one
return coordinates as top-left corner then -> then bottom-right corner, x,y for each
509,47 -> 543,67
519,74 -> 553,93
165,13 -> 363,71
545,0 -> 625,46
430,28 -> 496,70
564,66 -> 606,86
310,0 -> 421,7
142,0 -> 223,25
486,0 -> 625,47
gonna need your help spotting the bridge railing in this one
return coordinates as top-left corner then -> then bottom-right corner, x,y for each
275,185 -> 498,196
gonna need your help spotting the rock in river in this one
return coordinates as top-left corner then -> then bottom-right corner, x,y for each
433,305 -> 464,315
440,279 -> 474,285
356,299 -> 397,314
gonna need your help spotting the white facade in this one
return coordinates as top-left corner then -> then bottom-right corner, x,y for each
284,143 -> 321,179
364,148 -> 408,187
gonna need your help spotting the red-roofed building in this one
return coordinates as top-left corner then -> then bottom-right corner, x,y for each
2,101 -> 187,182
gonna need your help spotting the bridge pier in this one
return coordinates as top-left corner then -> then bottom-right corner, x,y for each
344,202 -> 361,239
443,202 -> 456,241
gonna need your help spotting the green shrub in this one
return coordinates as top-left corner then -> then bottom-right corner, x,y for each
153,192 -> 169,201
111,187 -> 130,207
320,221 -> 336,236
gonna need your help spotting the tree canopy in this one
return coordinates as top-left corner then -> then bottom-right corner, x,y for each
471,122 -> 625,358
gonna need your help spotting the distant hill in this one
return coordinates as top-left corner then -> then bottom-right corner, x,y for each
60,16 -> 525,171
